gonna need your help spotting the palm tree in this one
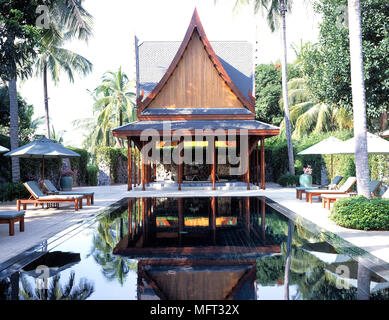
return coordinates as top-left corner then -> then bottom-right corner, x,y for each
8,78 -> 20,182
35,0 -> 93,139
90,68 -> 136,148
223,0 -> 295,174
35,27 -> 93,139
347,0 -> 370,198
50,125 -> 66,144
4,0 -> 92,182
91,214 -> 136,285
279,78 -> 353,138
278,0 -> 295,175
19,271 -> 94,300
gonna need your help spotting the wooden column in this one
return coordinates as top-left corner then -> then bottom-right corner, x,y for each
137,148 -> 141,186
127,138 -> 132,191
260,137 -> 266,190
141,141 -> 145,191
153,162 -> 157,182
212,139 -> 216,190
246,137 -> 250,190
256,145 -> 259,187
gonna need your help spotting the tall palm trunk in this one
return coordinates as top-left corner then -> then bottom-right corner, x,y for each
8,77 -> 20,182
280,0 -> 295,175
348,0 -> 370,198
43,62 -> 51,139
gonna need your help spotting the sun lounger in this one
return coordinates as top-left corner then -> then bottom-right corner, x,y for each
321,180 -> 382,210
17,181 -> 83,211
295,176 -> 343,200
305,177 -> 357,203
43,180 -> 94,205
0,211 -> 25,236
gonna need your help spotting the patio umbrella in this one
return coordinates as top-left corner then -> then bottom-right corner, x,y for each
333,132 -> 389,155
297,136 -> 347,181
4,137 -> 80,182
22,251 -> 81,278
0,145 -> 9,153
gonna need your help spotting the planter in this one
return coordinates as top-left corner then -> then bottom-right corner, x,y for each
299,174 -> 312,188
60,176 -> 73,191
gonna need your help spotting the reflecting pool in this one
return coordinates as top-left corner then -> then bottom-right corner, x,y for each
1,197 -> 388,300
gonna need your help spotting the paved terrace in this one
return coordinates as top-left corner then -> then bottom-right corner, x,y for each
1,183 -> 389,277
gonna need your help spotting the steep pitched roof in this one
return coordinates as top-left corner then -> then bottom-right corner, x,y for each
137,9 -> 255,116
138,41 -> 254,100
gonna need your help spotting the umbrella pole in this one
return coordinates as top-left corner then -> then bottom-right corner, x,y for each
331,154 -> 333,183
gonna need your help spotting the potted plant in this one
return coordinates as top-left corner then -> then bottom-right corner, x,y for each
60,168 -> 77,191
299,164 -> 313,188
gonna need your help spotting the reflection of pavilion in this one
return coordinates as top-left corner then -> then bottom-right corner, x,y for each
113,197 -> 281,300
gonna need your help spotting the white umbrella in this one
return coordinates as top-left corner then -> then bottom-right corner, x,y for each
298,136 -> 347,181
334,132 -> 389,155
4,137 -> 80,182
0,145 -> 9,154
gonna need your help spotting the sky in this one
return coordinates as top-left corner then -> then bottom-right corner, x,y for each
18,0 -> 321,147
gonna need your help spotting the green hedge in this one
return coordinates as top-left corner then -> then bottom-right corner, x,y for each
277,174 -> 300,187
266,130 -> 355,184
87,165 -> 98,186
0,182 -> 30,202
68,147 -> 89,186
330,196 -> 389,230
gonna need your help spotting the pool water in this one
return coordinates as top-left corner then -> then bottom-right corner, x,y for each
1,196 -> 388,300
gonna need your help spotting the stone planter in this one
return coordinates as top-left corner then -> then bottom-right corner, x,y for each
299,174 -> 312,188
60,176 -> 73,191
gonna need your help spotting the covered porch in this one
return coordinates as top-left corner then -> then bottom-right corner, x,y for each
113,120 -> 279,192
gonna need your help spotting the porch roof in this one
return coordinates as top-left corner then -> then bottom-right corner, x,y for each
113,119 -> 280,137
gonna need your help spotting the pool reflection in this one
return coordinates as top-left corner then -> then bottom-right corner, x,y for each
1,196 -> 389,300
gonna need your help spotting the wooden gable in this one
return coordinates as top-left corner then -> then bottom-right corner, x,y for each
137,9 -> 255,120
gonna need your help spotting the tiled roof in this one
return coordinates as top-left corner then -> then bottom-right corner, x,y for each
114,120 -> 279,132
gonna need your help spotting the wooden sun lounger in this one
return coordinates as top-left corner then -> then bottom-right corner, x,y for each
305,177 -> 357,203
295,176 -> 343,200
321,180 -> 382,210
0,211 -> 25,236
43,180 -> 94,205
17,181 -> 83,212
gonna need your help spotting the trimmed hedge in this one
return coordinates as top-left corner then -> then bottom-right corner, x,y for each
68,147 -> 89,186
277,174 -> 300,187
87,165 -> 98,186
329,196 -> 389,231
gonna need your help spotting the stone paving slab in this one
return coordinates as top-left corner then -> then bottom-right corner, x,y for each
1,182 -> 389,273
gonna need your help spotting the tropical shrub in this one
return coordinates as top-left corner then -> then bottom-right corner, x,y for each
330,196 -> 389,230
0,182 -> 29,202
255,63 -> 302,126
87,165 -> 98,186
